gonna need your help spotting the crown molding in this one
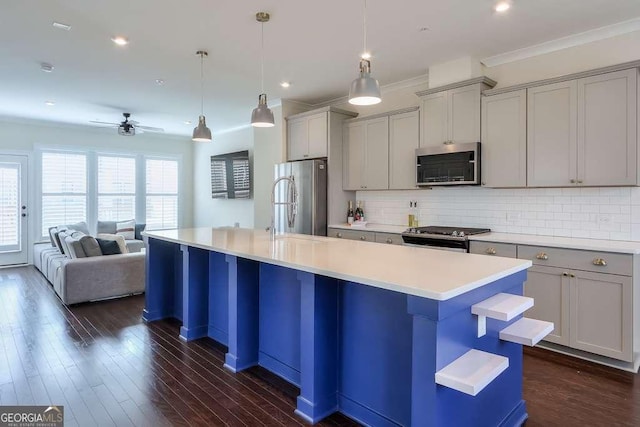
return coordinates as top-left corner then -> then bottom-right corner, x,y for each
482,17 -> 640,67
310,73 -> 429,108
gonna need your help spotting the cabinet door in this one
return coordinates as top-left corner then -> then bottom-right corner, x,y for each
287,118 -> 308,161
481,90 -> 527,187
448,84 -> 481,144
363,117 -> 389,190
527,81 -> 578,187
523,265 -> 570,346
306,112 -> 328,159
570,271 -> 632,362
389,110 -> 419,189
343,122 -> 365,190
577,69 -> 638,186
420,92 -> 448,148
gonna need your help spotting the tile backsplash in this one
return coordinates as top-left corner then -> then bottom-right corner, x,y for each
356,187 -> 640,241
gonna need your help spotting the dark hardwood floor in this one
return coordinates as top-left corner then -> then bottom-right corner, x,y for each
0,266 -> 637,426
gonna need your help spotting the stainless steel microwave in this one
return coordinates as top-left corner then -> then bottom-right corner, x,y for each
416,142 -> 481,186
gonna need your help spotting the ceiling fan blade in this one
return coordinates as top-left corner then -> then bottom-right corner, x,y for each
89,120 -> 118,126
136,125 -> 165,132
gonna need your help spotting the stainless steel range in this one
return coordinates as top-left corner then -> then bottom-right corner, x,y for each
401,226 -> 491,252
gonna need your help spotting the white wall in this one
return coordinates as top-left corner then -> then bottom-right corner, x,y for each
346,31 -> 640,242
193,126 -> 254,228
0,117 -> 194,260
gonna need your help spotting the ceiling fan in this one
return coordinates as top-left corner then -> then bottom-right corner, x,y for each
90,113 -> 164,136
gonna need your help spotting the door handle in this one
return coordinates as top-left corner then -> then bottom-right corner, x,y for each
592,258 -> 607,266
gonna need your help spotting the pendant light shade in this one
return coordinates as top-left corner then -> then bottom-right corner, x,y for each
192,50 -> 212,142
251,12 -> 275,128
349,59 -> 381,105
251,94 -> 275,127
192,115 -> 212,141
348,0 -> 381,106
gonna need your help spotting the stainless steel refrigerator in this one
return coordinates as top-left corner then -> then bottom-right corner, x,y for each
273,159 -> 327,236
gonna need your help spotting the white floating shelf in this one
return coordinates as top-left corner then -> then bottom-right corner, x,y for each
471,293 -> 534,321
499,317 -> 554,346
435,349 -> 509,396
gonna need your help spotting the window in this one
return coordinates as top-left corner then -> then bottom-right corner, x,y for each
146,159 -> 178,230
97,156 -> 136,221
41,152 -> 87,236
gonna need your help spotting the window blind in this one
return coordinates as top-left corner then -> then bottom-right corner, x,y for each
98,155 -> 136,221
41,152 -> 87,235
146,159 -> 178,230
0,165 -> 19,248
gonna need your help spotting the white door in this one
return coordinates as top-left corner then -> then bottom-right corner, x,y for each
0,155 -> 28,266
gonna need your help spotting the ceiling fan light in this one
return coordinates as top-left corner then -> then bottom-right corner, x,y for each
192,115 -> 212,141
349,59 -> 381,105
251,94 -> 275,128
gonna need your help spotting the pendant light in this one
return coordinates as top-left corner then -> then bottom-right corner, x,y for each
251,12 -> 275,128
192,50 -> 212,142
348,0 -> 381,106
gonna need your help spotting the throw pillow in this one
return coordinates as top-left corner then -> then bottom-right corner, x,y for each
135,223 -> 146,241
64,221 -> 90,235
96,238 -> 122,256
57,231 -> 70,256
79,236 -> 103,257
96,234 -> 129,254
65,237 -> 87,259
48,227 -> 58,247
116,220 -> 135,240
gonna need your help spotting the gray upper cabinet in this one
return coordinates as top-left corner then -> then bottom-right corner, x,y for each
578,69 -> 638,186
389,110 -> 419,189
287,112 -> 328,161
481,89 -> 527,187
417,78 -> 496,149
527,80 -> 578,187
527,68 -> 638,187
343,117 -> 389,190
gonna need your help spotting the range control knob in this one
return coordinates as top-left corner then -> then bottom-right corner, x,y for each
459,231 -> 465,237
452,230 -> 459,237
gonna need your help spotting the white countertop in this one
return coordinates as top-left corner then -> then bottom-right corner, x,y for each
328,223 -> 409,234
469,232 -> 640,254
143,227 -> 531,301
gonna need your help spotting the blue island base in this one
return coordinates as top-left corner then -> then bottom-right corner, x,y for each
144,237 -> 529,427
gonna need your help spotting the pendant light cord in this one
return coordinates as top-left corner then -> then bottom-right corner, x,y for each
260,21 -> 265,94
363,0 -> 367,56
200,52 -> 204,115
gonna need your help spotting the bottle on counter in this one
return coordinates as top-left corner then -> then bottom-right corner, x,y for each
347,201 -> 354,225
355,201 -> 364,222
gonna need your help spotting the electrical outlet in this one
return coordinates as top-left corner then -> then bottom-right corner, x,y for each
598,214 -> 611,224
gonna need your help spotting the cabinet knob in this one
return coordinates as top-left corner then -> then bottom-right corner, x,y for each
443,140 -> 453,145
485,247 -> 497,255
592,258 -> 607,266
336,233 -> 342,238
386,238 -> 393,244
360,236 -> 366,241
570,179 -> 576,184
303,154 -> 309,158
562,272 -> 569,277
536,252 -> 549,260
577,180 -> 583,184
570,273 -> 576,278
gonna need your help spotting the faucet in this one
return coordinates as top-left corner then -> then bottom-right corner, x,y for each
269,175 -> 298,239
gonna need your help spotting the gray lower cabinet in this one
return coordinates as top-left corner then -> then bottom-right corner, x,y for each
327,228 -> 403,245
471,240 -> 635,362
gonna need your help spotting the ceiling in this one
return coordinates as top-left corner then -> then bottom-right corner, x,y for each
1,0 -> 639,137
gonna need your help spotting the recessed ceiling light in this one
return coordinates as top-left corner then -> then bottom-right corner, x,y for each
184,121 -> 192,125
155,79 -> 165,86
111,36 -> 129,46
52,22 -> 71,31
280,81 -> 291,88
40,63 -> 54,73
361,52 -> 372,60
418,26 -> 430,32
495,2 -> 511,12
45,101 -> 55,106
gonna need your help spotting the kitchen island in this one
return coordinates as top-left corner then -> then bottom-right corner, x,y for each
142,227 -> 536,427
